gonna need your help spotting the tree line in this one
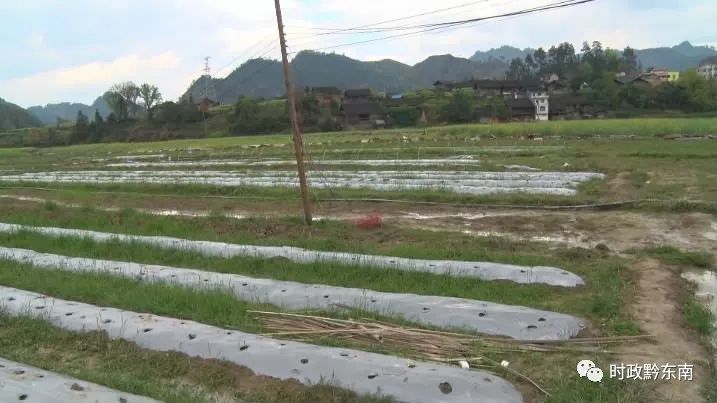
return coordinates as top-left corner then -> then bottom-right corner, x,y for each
505,40 -> 717,112
70,81 -> 205,144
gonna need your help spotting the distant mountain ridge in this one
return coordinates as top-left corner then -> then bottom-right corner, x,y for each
27,97 -> 111,126
184,51 -> 507,103
0,98 -> 43,130
184,41 -> 716,103
470,45 -> 535,63
634,41 -> 717,71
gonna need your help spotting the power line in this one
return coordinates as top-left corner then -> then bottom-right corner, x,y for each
215,36 -> 278,77
286,0 -> 519,48
286,0 -> 496,35
287,0 -> 596,54
214,53 -> 281,103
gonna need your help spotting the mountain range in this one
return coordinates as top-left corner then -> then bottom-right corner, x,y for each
0,98 -> 43,130
184,51 -> 508,103
185,41 -> 717,103
5,41 -> 716,129
27,97 -> 111,126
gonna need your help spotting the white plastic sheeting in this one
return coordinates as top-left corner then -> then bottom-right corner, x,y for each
0,223 -> 585,287
0,286 -> 524,403
0,170 -> 604,195
0,357 -> 159,403
0,247 -> 586,340
106,158 -> 481,168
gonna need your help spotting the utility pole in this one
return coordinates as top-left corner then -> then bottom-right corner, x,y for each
202,57 -> 217,103
274,0 -> 313,225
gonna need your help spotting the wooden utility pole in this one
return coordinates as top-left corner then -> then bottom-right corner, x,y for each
274,0 -> 313,226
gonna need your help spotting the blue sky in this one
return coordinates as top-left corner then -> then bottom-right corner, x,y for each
1,0 -> 715,107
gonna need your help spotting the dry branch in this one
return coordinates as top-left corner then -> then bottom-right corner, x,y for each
249,310 -> 655,397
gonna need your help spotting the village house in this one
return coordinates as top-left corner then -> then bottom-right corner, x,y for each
505,97 -> 536,121
528,90 -> 549,121
550,95 -> 606,120
697,56 -> 717,80
543,73 -> 571,95
642,67 -> 680,83
614,74 -> 654,87
340,88 -> 387,128
307,86 -> 342,107
342,88 -> 372,103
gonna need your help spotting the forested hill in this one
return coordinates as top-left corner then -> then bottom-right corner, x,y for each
634,41 -> 717,71
183,41 -> 716,103
0,98 -> 43,130
28,97 -> 111,126
183,51 -> 506,103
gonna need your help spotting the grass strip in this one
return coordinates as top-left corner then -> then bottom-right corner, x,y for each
0,314 -> 392,403
0,229 -> 638,336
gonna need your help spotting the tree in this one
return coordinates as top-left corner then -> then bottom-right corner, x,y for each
548,42 -> 578,76
154,100 -> 203,126
94,109 -> 104,125
589,72 -> 621,109
680,70 -> 717,112
107,82 -> 140,118
298,93 -> 320,127
89,109 -> 105,142
103,91 -> 128,121
139,83 -> 162,117
533,48 -> 547,73
524,54 -> 537,73
506,58 -> 531,80
70,111 -> 90,143
621,46 -> 638,73
441,90 -> 475,123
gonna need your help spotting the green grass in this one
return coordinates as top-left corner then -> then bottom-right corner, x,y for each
0,223 -> 637,336
2,136 -> 716,206
0,314 -> 392,403
0,260 -> 266,332
3,117 -> 717,151
639,246 -> 715,269
0,204 -> 649,401
0,243 -> 643,402
0,202 -> 579,260
683,298 -> 716,336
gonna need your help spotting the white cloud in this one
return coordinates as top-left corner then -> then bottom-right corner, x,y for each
1,52 -> 186,107
27,32 -> 45,48
3,0 -> 716,107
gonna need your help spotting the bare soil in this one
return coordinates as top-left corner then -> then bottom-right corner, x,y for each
620,259 -> 711,403
2,189 -> 716,253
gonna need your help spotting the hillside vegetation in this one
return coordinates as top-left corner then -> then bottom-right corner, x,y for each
0,98 -> 42,130
184,42 -> 717,103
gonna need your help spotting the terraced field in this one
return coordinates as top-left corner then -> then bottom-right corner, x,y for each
0,127 -> 715,402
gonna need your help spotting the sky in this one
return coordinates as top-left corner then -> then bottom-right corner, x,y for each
1,0 -> 716,108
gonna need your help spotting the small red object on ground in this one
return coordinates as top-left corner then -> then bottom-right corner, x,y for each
355,214 -> 383,230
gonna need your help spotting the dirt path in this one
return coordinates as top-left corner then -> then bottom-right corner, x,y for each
620,259 -> 711,402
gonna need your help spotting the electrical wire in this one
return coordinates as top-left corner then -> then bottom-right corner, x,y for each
214,34 -> 277,77
285,0 -> 497,36
214,46 -> 281,103
286,0 -> 596,53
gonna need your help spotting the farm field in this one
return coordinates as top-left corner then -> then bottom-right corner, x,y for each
0,121 -> 715,403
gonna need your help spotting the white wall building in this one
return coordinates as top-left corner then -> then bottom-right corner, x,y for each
528,90 -> 550,121
697,56 -> 717,80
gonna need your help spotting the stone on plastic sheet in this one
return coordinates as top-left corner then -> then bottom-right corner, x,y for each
0,247 -> 587,340
0,286 -> 524,403
0,223 -> 585,287
0,357 -> 160,403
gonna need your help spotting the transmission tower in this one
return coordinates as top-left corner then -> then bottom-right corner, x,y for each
202,56 -> 218,103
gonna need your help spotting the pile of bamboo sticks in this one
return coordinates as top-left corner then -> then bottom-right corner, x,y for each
250,310 -> 653,397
